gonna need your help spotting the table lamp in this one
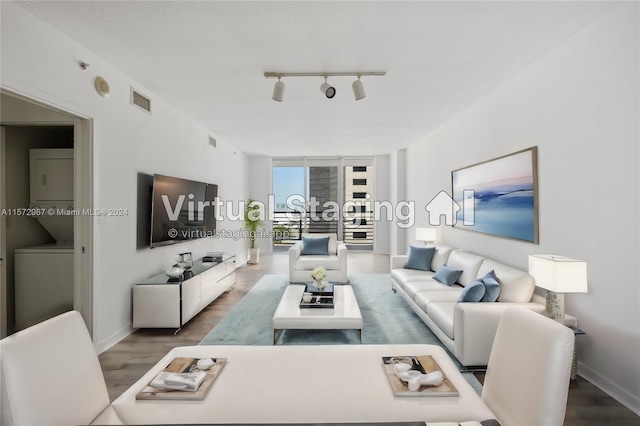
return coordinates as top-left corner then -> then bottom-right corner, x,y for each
528,254 -> 588,323
415,228 -> 437,246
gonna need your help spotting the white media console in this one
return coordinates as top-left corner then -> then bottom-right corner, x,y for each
133,255 -> 236,330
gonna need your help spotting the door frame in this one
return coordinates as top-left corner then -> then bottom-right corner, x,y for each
0,89 -> 94,337
1,126 -> 6,338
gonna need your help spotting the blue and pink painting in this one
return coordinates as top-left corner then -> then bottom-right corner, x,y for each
452,147 -> 538,243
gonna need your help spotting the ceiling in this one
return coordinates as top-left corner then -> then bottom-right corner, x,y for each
16,1 -> 614,156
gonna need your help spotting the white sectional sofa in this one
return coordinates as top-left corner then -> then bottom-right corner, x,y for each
391,246 -> 553,367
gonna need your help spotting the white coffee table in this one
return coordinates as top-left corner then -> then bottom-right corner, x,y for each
272,284 -> 363,344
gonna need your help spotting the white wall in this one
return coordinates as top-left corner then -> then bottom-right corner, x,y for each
405,3 -> 639,413
1,3 -> 248,352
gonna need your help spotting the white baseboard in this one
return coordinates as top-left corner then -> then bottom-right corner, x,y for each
95,323 -> 133,355
578,361 -> 640,416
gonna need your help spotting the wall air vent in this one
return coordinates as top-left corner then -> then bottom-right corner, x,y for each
130,87 -> 151,114
209,136 -> 217,148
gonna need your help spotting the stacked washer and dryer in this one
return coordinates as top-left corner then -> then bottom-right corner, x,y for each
14,148 -> 74,331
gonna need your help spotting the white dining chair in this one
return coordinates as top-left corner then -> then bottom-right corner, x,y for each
0,311 -> 122,425
482,306 -> 575,426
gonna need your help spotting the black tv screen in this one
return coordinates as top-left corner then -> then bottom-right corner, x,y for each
150,174 -> 218,248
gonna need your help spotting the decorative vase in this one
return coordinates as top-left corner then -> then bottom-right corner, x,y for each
248,248 -> 260,264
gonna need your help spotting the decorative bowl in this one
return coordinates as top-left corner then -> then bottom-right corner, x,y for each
196,358 -> 215,370
165,266 -> 185,278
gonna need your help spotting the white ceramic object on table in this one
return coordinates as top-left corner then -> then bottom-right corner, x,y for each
196,358 -> 215,370
394,363 -> 411,378
406,370 -> 422,391
165,266 -> 185,278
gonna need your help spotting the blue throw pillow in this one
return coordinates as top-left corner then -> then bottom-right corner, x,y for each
433,265 -> 463,286
301,236 -> 330,255
478,269 -> 501,302
404,246 -> 436,271
480,270 -> 498,282
481,277 -> 501,302
458,279 -> 486,303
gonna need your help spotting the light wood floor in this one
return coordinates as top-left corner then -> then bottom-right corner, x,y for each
99,252 -> 639,425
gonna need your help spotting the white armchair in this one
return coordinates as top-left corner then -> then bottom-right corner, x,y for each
289,233 -> 348,283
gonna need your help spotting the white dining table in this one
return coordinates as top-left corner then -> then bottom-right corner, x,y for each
109,344 -> 496,425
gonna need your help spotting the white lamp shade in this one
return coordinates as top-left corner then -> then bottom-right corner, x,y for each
352,79 -> 366,100
528,254 -> 588,293
272,80 -> 285,102
415,227 -> 436,242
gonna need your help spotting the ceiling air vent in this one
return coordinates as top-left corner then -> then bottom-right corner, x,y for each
208,136 -> 217,148
130,87 -> 151,114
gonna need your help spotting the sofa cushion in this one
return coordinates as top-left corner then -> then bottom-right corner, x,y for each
404,246 -> 436,271
478,259 -> 535,303
301,236 -> 330,255
427,302 -> 456,340
415,290 -> 463,312
431,246 -> 454,271
404,280 -> 460,300
433,265 -> 463,286
391,269 -> 435,290
446,250 -> 485,286
458,279 -> 486,302
296,255 -> 341,271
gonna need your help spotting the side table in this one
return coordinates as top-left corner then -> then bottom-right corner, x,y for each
569,327 -> 585,380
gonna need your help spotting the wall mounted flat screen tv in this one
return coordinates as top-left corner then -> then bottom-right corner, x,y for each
150,174 -> 218,248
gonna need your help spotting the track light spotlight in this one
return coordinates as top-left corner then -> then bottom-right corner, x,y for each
320,77 -> 336,99
352,76 -> 366,101
264,71 -> 385,101
272,77 -> 285,102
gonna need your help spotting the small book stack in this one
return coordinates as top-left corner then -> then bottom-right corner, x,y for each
136,357 -> 227,401
149,371 -> 206,391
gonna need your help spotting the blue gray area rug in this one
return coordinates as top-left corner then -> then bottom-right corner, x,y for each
199,274 -> 482,394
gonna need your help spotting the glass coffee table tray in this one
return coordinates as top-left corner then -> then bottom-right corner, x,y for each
299,294 -> 334,309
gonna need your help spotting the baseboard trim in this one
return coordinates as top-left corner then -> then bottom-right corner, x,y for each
95,323 -> 133,355
578,361 -> 640,416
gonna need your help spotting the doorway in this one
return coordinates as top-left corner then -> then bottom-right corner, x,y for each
0,91 -> 93,338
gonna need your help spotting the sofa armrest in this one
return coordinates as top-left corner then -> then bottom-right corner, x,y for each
289,242 -> 303,274
390,255 -> 408,271
453,302 -> 545,366
336,241 -> 348,271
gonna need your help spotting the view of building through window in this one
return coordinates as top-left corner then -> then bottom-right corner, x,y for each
272,161 -> 373,250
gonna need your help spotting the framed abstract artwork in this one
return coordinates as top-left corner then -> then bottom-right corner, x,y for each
451,146 -> 538,243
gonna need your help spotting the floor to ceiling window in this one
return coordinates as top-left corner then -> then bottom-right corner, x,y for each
272,158 -> 373,250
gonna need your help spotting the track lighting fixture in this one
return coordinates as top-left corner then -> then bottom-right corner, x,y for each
352,76 -> 366,101
272,77 -> 285,102
264,71 -> 385,102
320,77 -> 336,99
